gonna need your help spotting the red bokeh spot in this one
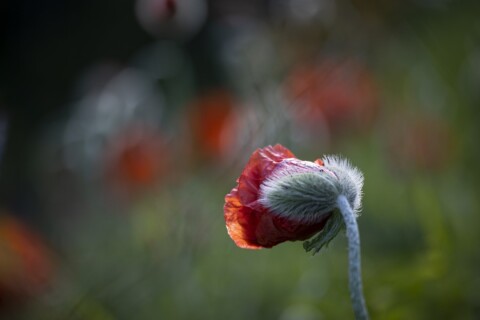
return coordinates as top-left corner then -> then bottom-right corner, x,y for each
0,215 -> 53,308
104,126 -> 168,192
285,58 -> 379,134
189,89 -> 239,161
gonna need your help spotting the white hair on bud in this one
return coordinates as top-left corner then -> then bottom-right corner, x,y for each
322,155 -> 364,213
259,159 -> 339,223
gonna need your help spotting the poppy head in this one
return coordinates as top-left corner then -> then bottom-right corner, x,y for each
224,144 -> 363,249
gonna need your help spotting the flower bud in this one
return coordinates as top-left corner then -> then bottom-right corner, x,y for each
224,145 -> 363,250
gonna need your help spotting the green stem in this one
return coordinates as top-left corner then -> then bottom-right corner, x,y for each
337,195 -> 369,320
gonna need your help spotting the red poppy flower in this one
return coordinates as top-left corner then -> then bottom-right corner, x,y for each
224,144 -> 340,249
224,145 -> 369,318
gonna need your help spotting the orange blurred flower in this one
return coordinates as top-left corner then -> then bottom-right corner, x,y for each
0,215 -> 53,308
285,57 -> 379,135
103,126 -> 169,193
188,89 -> 240,163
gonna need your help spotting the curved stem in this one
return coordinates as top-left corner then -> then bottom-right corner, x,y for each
337,195 -> 369,320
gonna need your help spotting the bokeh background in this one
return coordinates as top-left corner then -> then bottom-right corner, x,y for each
1,0 -> 480,319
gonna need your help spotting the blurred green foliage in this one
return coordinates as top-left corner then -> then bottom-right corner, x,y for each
2,0 -> 480,319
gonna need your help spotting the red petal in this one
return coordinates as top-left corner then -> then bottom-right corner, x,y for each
237,144 -> 295,205
224,145 -> 295,248
224,187 -> 263,249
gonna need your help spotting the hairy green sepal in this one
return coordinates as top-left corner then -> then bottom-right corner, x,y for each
262,172 -> 339,222
303,210 -> 344,255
